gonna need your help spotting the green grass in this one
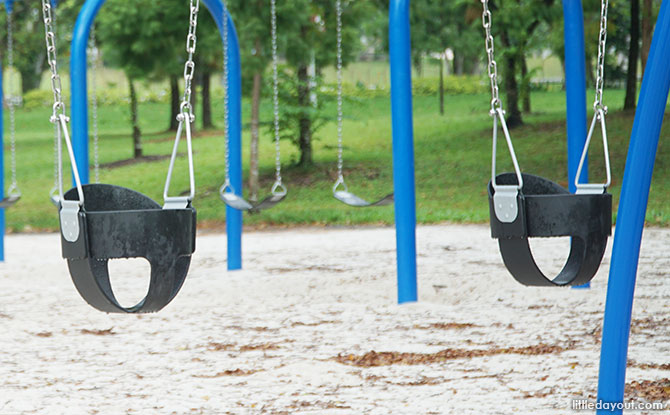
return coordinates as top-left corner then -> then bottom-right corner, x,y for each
7,85 -> 670,232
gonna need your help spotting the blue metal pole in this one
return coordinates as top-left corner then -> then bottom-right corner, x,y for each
389,0 -> 418,304
70,0 -> 243,270
596,1 -> 670,412
563,0 -> 591,289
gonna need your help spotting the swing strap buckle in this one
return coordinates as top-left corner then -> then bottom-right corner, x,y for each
492,185 -> 520,223
60,199 -> 81,243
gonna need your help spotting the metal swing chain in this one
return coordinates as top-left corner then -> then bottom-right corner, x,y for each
270,0 -> 285,196
163,0 -> 199,207
334,0 -> 347,192
575,0 -> 612,193
221,0 -> 232,191
50,8 -> 59,198
480,0 -> 523,195
593,0 -> 609,113
88,26 -> 100,183
6,10 -> 19,197
41,0 -> 85,207
180,0 -> 199,122
480,0 -> 501,115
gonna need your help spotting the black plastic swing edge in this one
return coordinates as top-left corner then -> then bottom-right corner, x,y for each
60,184 -> 196,314
488,173 -> 612,287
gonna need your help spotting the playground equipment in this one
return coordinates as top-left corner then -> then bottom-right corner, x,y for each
332,0 -> 393,208
64,0 -> 417,301
482,0 -> 612,287
219,0 -> 287,213
41,0 -> 198,313
596,0 -> 670,412
0,0 -> 20,209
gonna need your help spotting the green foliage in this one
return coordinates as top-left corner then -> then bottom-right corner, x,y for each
96,0 -> 189,80
271,67 -> 333,152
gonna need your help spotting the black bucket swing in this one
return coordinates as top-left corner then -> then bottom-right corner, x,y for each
219,0 -> 287,213
0,8 -> 21,209
481,0 -> 612,287
41,0 -> 199,313
331,0 -> 392,208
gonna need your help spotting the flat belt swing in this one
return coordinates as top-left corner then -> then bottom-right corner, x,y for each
40,0 -> 201,313
219,0 -> 287,213
331,0 -> 392,208
1,1 -> 21,209
480,0 -> 613,287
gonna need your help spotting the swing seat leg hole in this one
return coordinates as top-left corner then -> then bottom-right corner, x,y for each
107,258 -> 152,309
527,237 -> 572,280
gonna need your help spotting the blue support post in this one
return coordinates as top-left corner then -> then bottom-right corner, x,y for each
563,0 -> 591,289
70,0 -> 243,270
389,0 -> 418,303
596,1 -> 670,412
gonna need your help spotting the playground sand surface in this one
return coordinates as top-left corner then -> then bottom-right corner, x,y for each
1,224 -> 669,415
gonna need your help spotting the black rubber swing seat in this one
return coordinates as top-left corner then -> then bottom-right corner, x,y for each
334,191 -> 394,207
60,184 -> 196,313
488,173 -> 612,287
220,191 -> 287,213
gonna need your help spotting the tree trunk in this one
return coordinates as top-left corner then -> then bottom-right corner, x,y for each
169,75 -> 180,131
439,58 -> 444,116
297,64 -> 313,166
624,0 -> 640,111
521,56 -> 531,113
500,31 -> 523,128
202,71 -> 213,129
249,69 -> 262,202
585,53 -> 596,87
641,0 -> 653,74
128,77 -> 142,158
20,51 -> 46,93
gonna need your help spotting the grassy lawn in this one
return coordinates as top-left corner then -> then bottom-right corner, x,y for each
5,85 -> 670,232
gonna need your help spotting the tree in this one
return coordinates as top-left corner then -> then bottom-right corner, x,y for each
624,0 -> 640,111
0,1 -> 77,93
274,0 -> 372,167
97,0 -> 189,157
490,0 -> 559,127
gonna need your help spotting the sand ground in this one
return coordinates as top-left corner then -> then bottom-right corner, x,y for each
0,224 -> 669,414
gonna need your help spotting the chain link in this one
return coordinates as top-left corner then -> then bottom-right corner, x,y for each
41,0 -> 66,123
271,0 -> 282,186
480,0 -> 501,114
335,0 -> 345,180
593,0 -> 609,112
89,26 -> 100,183
222,0 -> 231,186
179,0 -> 200,122
6,10 -> 18,194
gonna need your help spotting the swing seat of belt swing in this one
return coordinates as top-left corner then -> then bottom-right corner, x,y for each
334,191 -> 394,207
60,184 -> 196,313
220,191 -> 287,213
0,194 -> 20,208
488,173 -> 611,287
